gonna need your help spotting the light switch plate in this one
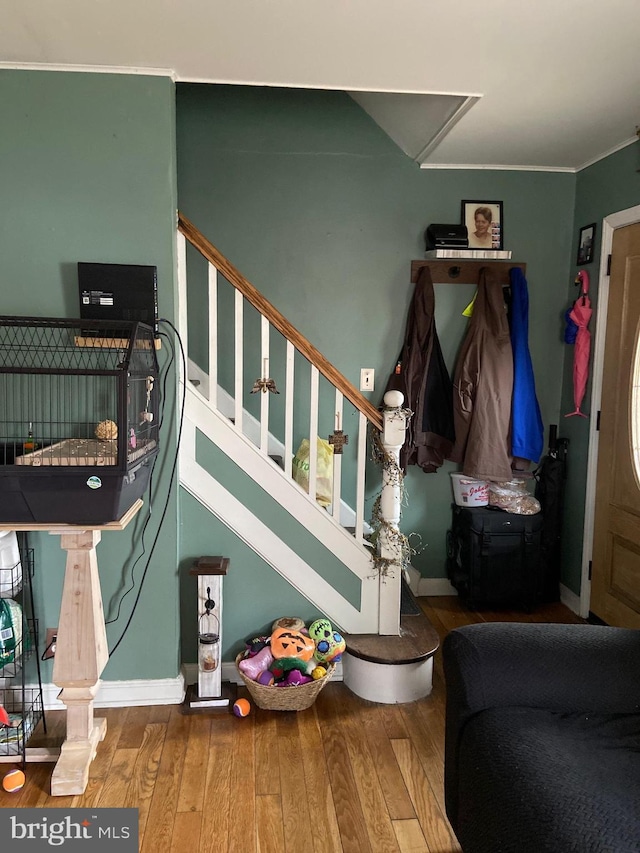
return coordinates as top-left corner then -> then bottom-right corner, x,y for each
360,368 -> 375,392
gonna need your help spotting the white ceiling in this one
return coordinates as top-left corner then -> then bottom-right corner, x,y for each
2,0 -> 640,171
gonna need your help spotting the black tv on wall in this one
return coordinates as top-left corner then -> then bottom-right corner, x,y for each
78,262 -> 158,336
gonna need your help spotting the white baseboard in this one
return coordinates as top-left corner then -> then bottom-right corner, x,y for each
416,577 -> 458,597
39,674 -> 186,711
559,583 -> 581,616
414,577 -> 583,619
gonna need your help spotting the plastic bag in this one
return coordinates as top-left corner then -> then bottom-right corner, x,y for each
488,479 -> 541,515
292,437 -> 334,507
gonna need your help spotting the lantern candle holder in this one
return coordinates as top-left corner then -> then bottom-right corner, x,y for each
184,556 -> 236,711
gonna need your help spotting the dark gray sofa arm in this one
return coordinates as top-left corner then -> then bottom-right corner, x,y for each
443,621 -> 640,828
444,621 -> 640,715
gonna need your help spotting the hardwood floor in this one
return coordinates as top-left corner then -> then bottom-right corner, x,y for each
0,597 -> 583,852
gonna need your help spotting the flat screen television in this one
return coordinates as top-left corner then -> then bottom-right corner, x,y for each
78,262 -> 158,336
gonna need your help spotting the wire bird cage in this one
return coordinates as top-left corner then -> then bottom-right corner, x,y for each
0,316 -> 160,524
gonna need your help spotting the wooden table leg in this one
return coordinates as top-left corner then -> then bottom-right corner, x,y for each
50,530 -> 108,795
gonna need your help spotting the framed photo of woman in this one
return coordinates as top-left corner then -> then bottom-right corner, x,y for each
461,200 -> 504,250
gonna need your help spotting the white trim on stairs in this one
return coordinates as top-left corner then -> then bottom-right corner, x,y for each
184,387 -> 374,576
186,358 -> 369,531
180,399 -> 379,633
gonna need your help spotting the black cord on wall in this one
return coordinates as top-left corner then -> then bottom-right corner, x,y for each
107,319 -> 186,658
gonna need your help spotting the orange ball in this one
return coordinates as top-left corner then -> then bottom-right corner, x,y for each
233,698 -> 251,718
2,768 -> 25,793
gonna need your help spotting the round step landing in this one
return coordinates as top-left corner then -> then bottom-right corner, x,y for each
342,608 -> 440,704
342,652 -> 434,704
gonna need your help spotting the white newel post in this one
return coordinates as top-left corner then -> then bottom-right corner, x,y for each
378,390 -> 408,635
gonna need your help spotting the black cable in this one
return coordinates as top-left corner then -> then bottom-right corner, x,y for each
108,321 -> 186,658
105,331 -> 175,626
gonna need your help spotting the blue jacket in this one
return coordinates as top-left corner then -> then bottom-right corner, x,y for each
509,267 -> 543,464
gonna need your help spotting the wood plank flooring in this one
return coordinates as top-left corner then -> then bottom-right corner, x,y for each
0,596 -> 583,852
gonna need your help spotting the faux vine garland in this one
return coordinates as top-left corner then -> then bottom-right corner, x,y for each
367,414 -> 419,579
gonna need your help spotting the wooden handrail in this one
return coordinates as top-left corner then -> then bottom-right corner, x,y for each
178,212 -> 383,431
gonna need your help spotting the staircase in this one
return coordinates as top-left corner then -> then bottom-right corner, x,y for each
176,213 -> 437,701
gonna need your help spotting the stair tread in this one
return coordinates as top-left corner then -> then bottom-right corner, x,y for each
343,602 -> 439,666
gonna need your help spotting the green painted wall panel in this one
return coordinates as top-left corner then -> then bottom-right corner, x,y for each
0,70 -> 179,681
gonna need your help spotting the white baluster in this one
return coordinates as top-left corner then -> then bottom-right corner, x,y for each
234,290 -> 243,433
176,233 -> 188,388
308,366 -> 319,504
260,318 -> 270,453
284,341 -> 295,474
332,391 -> 343,522
355,411 -> 367,543
378,390 -> 408,635
208,263 -> 218,408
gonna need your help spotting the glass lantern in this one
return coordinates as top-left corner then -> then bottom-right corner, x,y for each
198,612 -> 220,674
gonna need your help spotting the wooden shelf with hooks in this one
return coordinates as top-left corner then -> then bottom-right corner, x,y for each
411,260 -> 526,286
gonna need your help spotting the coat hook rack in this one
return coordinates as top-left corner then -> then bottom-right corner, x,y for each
411,259 -> 527,286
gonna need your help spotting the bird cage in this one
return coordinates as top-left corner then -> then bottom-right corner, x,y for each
0,316 -> 160,524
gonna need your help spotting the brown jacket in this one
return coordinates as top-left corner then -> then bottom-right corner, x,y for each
449,269 -> 513,480
385,267 -> 454,472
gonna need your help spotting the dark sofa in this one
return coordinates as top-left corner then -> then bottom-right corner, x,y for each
443,622 -> 640,853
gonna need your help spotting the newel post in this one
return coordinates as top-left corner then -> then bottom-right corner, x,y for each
377,390 -> 409,635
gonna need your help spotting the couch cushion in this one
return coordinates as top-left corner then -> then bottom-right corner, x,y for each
455,707 -> 640,853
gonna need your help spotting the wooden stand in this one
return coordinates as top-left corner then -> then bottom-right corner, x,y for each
0,499 -> 142,795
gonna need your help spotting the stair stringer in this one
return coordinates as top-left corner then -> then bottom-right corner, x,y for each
180,384 -> 380,634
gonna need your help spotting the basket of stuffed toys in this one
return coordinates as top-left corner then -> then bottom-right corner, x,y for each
235,616 -> 345,711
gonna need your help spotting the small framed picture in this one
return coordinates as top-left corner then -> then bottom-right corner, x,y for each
461,200 -> 504,250
577,223 -> 596,265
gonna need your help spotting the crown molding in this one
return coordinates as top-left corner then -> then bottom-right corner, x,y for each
0,61 -> 175,80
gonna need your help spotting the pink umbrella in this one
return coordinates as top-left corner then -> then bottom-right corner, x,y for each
565,270 -> 592,418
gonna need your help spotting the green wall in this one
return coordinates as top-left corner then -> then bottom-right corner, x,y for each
176,83 -> 576,604
559,143 -> 640,594
0,70 -> 179,680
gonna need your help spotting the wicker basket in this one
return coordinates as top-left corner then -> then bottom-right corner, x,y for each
235,654 -> 335,711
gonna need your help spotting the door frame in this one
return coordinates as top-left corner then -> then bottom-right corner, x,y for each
580,203 -> 640,618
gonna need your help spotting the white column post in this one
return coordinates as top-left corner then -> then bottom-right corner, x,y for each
378,390 -> 408,635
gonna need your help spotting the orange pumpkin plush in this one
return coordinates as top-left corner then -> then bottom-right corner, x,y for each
270,627 -> 315,661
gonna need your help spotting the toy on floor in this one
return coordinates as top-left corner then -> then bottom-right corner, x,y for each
269,656 -> 315,681
271,616 -> 305,632
2,768 -> 25,793
233,698 -> 251,718
281,669 -> 312,687
235,615 -> 343,697
270,627 -> 315,661
238,645 -> 273,681
309,618 -> 346,663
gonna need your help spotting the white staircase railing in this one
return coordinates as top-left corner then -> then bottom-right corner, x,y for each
176,213 -> 408,635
